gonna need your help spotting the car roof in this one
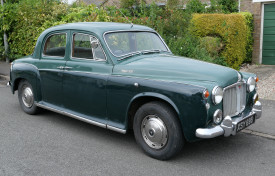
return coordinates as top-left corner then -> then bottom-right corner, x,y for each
42,22 -> 154,35
33,22 -> 156,59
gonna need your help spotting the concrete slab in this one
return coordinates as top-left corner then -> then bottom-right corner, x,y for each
241,65 -> 275,100
247,99 -> 275,136
0,61 -> 10,76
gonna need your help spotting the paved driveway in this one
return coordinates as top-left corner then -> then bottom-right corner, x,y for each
0,87 -> 274,176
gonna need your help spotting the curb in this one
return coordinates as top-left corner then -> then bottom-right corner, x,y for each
0,74 -> 9,81
242,129 -> 275,140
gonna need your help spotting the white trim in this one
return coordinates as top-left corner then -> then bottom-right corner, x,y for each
253,0 -> 275,2
260,3 -> 264,64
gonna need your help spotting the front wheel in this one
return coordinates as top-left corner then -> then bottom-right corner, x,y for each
18,80 -> 39,115
133,101 -> 184,160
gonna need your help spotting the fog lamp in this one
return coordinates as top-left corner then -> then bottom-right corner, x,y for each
213,109 -> 223,124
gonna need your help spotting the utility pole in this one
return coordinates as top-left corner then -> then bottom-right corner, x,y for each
1,0 -> 9,63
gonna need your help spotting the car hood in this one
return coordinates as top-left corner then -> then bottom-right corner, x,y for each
112,54 -> 239,88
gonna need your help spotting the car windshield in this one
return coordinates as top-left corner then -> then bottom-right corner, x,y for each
104,31 -> 168,58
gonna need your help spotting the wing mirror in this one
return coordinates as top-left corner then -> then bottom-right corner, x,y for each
90,39 -> 99,49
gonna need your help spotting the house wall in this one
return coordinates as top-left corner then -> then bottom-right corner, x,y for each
240,0 -> 262,64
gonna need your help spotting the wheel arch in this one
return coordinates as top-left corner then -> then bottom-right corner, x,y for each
126,92 -> 180,130
11,63 -> 42,101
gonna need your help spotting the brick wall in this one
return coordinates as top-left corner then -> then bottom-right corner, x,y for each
241,0 -> 262,64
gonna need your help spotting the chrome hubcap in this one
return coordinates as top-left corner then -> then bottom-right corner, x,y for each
141,115 -> 168,149
22,86 -> 34,108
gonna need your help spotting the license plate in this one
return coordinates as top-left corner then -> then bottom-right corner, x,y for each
236,114 -> 255,133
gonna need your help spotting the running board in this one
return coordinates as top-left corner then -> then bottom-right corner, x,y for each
35,102 -> 126,134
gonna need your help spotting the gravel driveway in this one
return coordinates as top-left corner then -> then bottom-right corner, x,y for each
241,65 -> 275,100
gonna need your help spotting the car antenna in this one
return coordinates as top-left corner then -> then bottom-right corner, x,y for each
110,1 -> 134,28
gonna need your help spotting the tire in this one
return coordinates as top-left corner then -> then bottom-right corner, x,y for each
133,101 -> 184,160
18,80 -> 39,115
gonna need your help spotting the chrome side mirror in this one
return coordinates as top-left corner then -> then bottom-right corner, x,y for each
90,40 -> 99,49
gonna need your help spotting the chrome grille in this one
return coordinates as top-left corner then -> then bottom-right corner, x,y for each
223,82 -> 246,117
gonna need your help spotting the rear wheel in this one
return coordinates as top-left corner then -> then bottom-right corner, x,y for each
133,101 -> 184,160
18,80 -> 39,115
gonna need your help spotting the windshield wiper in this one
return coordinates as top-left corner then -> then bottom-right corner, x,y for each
141,49 -> 171,55
117,50 -> 170,61
117,51 -> 141,61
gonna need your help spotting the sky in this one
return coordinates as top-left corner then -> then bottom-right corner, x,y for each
62,0 -> 77,4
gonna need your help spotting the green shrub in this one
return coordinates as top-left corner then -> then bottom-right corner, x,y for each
186,0 -> 206,13
190,13 -> 249,69
240,12 -> 254,63
120,0 -> 141,8
218,0 -> 238,13
200,36 -> 223,56
8,0 -> 68,59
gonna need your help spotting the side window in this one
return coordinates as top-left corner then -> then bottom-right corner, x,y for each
43,33 -> 66,57
90,36 -> 105,60
72,33 -> 106,61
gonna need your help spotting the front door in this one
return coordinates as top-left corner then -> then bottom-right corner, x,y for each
62,32 -> 112,123
38,31 -> 69,107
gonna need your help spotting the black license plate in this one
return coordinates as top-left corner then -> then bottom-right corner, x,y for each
236,114 -> 255,133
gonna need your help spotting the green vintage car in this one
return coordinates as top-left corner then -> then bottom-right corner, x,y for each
9,22 -> 262,160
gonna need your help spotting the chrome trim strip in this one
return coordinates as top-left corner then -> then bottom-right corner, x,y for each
107,125 -> 126,134
103,30 -> 171,58
63,70 -> 109,76
70,32 -> 107,62
35,103 -> 126,134
38,69 -> 62,72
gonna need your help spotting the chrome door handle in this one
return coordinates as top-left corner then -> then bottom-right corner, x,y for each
64,66 -> 72,70
57,66 -> 64,70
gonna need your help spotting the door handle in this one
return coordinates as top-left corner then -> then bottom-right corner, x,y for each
64,66 -> 72,70
57,66 -> 64,70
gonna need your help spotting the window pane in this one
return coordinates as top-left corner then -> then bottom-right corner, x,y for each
43,33 -> 66,57
105,32 -> 130,56
72,33 -> 93,59
90,37 -> 106,60
104,32 -> 168,57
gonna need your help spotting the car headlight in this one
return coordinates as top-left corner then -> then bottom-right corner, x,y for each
247,77 -> 256,92
212,86 -> 223,105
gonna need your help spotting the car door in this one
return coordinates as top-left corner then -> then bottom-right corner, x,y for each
62,31 -> 112,123
37,31 -> 69,107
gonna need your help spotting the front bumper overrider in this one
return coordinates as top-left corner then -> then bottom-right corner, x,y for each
196,101 -> 262,139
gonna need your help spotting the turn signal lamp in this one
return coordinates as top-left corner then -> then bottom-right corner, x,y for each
203,89 -> 210,99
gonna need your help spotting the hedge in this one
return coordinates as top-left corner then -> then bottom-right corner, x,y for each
190,13 -> 249,69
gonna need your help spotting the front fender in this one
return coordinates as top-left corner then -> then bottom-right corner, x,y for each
127,92 -> 180,117
11,62 -> 42,101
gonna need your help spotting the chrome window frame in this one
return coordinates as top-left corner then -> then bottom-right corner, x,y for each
103,30 -> 171,58
42,32 -> 67,59
71,32 -> 107,62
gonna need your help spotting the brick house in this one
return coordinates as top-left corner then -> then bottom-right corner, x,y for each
241,0 -> 275,65
78,0 -> 275,65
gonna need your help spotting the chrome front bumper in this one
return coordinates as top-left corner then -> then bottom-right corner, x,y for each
196,101 -> 262,139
